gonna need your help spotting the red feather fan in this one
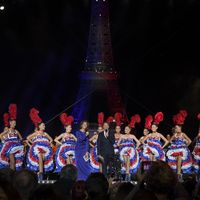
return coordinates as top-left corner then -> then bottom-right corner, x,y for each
197,113 -> 200,120
9,104 -> 17,120
98,112 -> 104,126
3,113 -> 10,127
145,115 -> 153,129
106,116 -> 114,124
154,112 -> 164,125
129,114 -> 141,128
114,112 -> 122,126
29,108 -> 42,127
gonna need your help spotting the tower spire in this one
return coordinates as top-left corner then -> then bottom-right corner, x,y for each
72,0 -> 126,122
86,0 -> 114,71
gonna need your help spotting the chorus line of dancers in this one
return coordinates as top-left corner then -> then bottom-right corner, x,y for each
0,104 -> 200,182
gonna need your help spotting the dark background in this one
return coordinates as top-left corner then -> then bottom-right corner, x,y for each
0,0 -> 199,139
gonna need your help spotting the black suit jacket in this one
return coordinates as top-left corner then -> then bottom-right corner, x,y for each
97,130 -> 115,157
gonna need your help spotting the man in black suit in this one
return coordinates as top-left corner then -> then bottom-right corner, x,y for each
97,122 -> 115,177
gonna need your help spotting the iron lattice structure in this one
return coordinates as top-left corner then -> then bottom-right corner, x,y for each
72,0 -> 126,122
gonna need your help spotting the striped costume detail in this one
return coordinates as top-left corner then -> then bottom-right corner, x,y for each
140,137 -> 165,161
27,135 -> 54,172
0,132 -> 24,170
167,137 -> 192,174
0,140 -> 8,169
192,137 -> 200,173
138,137 -> 147,161
55,137 -> 76,172
90,139 -> 100,172
119,138 -> 140,174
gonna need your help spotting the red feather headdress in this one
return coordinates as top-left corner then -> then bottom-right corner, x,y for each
173,110 -> 188,125
8,104 -> 17,120
106,116 -> 114,124
114,112 -> 122,126
29,108 -> 42,127
179,110 -> 188,118
60,113 -> 68,126
154,112 -> 164,125
145,115 -> 153,129
3,113 -> 10,127
60,113 -> 74,126
98,112 -> 104,126
129,114 -> 141,128
66,116 -> 74,126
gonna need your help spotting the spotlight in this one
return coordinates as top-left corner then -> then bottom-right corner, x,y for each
0,6 -> 4,10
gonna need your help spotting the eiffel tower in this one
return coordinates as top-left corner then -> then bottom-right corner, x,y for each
72,0 -> 126,122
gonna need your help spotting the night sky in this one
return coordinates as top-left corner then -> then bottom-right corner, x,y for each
0,0 -> 200,139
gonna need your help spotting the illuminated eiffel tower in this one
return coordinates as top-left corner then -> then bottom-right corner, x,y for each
72,0 -> 126,122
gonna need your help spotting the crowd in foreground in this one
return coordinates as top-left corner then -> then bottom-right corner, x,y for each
0,162 -> 200,200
